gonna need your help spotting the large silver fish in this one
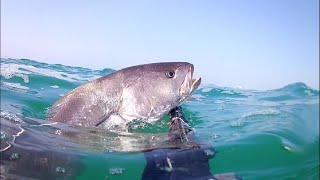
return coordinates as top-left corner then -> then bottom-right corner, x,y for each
46,62 -> 201,130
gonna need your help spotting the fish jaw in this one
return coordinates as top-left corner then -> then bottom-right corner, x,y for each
179,65 -> 201,102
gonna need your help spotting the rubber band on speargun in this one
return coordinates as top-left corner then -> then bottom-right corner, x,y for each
169,106 -> 192,143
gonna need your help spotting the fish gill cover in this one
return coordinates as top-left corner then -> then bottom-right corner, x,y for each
0,58 -> 319,179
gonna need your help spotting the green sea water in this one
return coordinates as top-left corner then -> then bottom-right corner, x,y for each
0,58 -> 319,179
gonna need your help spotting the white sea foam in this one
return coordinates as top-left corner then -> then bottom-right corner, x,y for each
230,120 -> 244,127
202,88 -> 213,93
1,64 -> 29,83
304,90 -> 314,96
0,111 -> 24,123
0,63 -> 94,82
190,94 -> 205,101
242,109 -> 280,119
1,82 -> 29,90
50,85 -> 59,88
221,90 -> 235,95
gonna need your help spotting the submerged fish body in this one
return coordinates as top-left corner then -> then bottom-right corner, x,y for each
46,62 -> 201,129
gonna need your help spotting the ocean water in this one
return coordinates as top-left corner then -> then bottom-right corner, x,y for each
0,58 -> 319,180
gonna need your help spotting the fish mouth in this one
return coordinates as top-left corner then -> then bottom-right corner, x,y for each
179,65 -> 201,98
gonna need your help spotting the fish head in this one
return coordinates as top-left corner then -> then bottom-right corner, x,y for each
120,62 -> 201,121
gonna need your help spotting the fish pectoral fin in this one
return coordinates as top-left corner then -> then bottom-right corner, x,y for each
94,115 -> 109,127
96,114 -> 127,130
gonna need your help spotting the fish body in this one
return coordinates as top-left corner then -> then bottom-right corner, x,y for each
46,62 -> 201,130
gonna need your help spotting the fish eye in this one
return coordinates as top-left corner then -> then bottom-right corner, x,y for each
165,70 -> 175,78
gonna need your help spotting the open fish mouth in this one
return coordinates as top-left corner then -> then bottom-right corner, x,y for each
179,65 -> 201,97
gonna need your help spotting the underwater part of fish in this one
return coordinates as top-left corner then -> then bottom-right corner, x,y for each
0,109 -> 241,180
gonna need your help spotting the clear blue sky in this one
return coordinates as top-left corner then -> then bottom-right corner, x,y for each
1,0 -> 319,90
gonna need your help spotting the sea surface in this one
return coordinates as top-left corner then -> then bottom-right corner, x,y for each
0,58 -> 319,180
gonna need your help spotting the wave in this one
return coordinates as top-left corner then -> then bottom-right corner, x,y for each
1,58 -> 317,93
